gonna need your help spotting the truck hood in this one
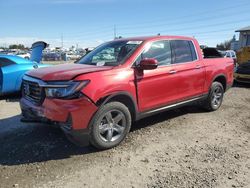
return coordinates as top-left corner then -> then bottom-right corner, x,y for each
27,63 -> 113,81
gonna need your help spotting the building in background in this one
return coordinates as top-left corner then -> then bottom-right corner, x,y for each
235,26 -> 250,65
235,26 -> 250,48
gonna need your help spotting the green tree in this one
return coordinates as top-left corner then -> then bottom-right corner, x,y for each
9,44 -> 26,50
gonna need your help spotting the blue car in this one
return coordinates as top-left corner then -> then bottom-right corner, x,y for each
0,41 -> 51,95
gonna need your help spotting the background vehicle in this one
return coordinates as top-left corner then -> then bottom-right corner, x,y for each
42,52 -> 62,61
0,55 -> 50,95
20,36 -> 234,149
0,41 -> 50,95
234,62 -> 250,83
237,47 -> 250,65
66,52 -> 81,60
221,50 -> 237,65
16,51 -> 31,59
234,47 -> 250,83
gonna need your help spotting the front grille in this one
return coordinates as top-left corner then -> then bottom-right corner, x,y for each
22,79 -> 45,104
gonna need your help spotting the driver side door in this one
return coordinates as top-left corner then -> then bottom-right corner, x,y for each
135,40 -> 181,112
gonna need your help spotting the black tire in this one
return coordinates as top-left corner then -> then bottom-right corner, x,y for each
89,102 -> 132,150
203,81 -> 224,111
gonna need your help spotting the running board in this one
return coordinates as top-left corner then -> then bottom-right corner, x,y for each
137,95 -> 207,120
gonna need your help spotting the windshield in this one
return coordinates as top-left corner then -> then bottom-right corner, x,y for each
76,40 -> 142,66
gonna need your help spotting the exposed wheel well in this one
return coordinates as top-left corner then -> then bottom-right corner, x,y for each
213,75 -> 226,91
96,94 -> 137,122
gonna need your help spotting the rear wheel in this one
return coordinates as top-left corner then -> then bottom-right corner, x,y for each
89,102 -> 131,149
203,81 -> 224,111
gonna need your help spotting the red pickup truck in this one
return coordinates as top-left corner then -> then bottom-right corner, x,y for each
20,36 -> 234,149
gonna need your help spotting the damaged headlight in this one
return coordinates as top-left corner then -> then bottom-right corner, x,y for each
44,80 -> 89,99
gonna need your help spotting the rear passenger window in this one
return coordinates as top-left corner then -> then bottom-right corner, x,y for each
171,40 -> 197,64
188,41 -> 197,60
142,40 -> 172,66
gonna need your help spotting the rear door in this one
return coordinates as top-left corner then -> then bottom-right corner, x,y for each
170,40 -> 205,100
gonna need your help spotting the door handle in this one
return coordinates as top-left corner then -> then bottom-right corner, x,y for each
169,70 -> 177,74
195,65 -> 201,69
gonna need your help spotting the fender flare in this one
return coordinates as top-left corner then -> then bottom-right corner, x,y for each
210,73 -> 227,91
96,91 -> 139,120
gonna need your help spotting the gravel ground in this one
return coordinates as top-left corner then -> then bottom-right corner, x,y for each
0,84 -> 249,188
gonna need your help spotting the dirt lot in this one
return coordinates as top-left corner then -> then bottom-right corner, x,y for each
0,84 -> 250,188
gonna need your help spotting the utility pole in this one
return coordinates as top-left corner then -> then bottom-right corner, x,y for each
114,25 -> 117,39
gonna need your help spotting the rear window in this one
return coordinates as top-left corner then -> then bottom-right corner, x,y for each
171,40 -> 197,64
0,58 -> 16,67
231,52 -> 236,58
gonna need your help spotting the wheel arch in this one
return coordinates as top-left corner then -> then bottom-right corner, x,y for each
96,92 -> 138,122
211,74 -> 227,91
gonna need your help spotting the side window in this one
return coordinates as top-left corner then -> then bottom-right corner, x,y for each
0,58 -> 16,67
141,40 -> 172,66
226,52 -> 231,58
171,40 -> 195,64
188,41 -> 197,60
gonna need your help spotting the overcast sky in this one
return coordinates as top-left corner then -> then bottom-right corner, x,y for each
0,0 -> 249,48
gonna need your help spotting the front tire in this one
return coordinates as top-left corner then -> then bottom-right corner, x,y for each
203,81 -> 224,111
89,102 -> 132,150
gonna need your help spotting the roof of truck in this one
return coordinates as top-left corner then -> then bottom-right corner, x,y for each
114,35 -> 195,42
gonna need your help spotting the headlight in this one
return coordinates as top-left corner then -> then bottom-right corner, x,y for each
44,80 -> 89,99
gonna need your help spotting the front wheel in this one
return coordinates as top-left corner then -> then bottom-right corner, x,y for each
89,102 -> 132,150
203,81 -> 224,111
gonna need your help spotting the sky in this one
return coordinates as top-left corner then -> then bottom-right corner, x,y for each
0,0 -> 250,48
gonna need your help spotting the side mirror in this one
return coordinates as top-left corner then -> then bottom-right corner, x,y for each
138,58 -> 158,70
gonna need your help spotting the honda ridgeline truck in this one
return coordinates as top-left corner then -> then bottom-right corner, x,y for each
20,36 -> 234,149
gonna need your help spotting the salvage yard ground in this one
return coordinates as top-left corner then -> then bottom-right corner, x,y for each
0,84 -> 250,188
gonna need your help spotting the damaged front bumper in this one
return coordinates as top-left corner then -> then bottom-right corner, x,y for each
20,96 -> 98,146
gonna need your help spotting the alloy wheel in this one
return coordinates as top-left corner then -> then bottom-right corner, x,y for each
211,86 -> 223,108
98,110 -> 126,142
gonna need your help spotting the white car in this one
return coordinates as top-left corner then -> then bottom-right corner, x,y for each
220,50 -> 237,66
16,52 -> 31,59
66,52 -> 81,60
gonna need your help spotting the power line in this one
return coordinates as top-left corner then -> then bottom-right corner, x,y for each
59,1 -> 250,38
117,10 -> 250,31
55,1 -> 250,46
118,18 -> 249,37
63,6 -> 250,39
116,1 -> 250,28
